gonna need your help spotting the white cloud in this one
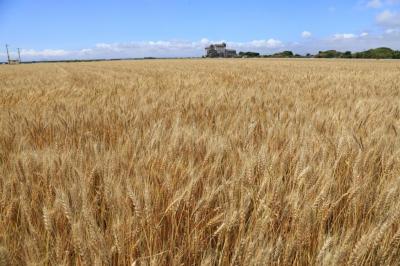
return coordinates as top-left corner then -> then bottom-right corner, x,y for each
0,38 -> 285,61
331,32 -> 371,40
301,31 -> 312,38
367,0 -> 383,8
332,33 -> 357,40
385,28 -> 400,33
242,39 -> 283,48
21,49 -> 70,57
387,0 -> 400,5
301,30 -> 400,53
200,38 -> 211,45
2,30 -> 400,62
376,10 -> 400,27
365,0 -> 400,8
1,49 -> 72,62
95,43 -> 112,49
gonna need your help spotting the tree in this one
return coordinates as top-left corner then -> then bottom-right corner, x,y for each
271,51 -> 294,58
315,50 -> 342,58
354,47 -> 395,59
342,51 -> 352,58
239,52 -> 260,58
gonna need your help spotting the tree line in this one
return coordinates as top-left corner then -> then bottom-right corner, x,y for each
237,47 -> 400,59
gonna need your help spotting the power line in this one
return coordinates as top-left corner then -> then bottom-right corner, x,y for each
6,44 -> 10,63
18,48 -> 21,62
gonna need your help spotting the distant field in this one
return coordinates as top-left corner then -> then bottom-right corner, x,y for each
1,59 -> 400,265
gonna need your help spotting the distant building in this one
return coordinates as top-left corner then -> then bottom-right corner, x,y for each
205,43 -> 237,58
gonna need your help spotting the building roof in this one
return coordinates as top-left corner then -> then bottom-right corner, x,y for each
205,43 -> 227,49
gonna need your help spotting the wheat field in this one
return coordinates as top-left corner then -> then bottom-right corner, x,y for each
0,59 -> 400,265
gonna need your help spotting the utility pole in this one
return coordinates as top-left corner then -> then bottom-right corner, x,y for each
18,48 -> 21,63
6,44 -> 10,64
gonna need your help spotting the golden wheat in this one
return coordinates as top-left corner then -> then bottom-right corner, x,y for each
1,59 -> 400,265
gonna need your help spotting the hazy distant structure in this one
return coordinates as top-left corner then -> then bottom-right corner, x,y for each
6,44 -> 10,63
5,44 -> 21,64
205,43 -> 237,58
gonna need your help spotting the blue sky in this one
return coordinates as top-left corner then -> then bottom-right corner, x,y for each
1,0 -> 400,60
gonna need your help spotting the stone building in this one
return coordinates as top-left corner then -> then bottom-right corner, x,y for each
205,43 -> 237,58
